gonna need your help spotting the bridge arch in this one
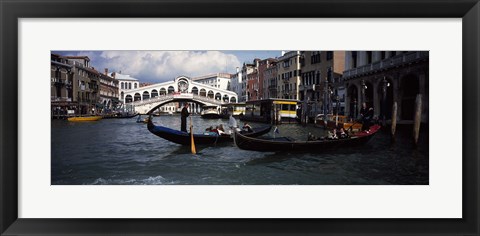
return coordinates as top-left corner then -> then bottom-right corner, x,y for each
200,88 -> 206,97
134,93 -> 141,101
159,88 -> 166,95
215,92 -> 221,100
191,86 -> 198,95
125,94 -> 133,103
142,91 -> 150,100
223,94 -> 229,102
230,97 -> 236,103
207,90 -> 214,99
167,86 -> 175,94
151,89 -> 158,98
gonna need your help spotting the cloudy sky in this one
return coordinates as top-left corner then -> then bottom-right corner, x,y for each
52,50 -> 282,83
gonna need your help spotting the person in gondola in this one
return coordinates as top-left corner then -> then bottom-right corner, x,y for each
180,103 -> 189,132
217,124 -> 226,135
339,128 -> 348,139
332,128 -> 338,139
359,102 -> 374,132
242,122 -> 253,133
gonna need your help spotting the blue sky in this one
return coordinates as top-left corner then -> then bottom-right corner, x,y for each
52,50 -> 282,83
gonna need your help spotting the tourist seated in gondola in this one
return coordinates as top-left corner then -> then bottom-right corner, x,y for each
338,128 -> 348,139
327,129 -> 338,140
242,122 -> 253,133
307,133 -> 318,141
217,124 -> 227,136
204,126 -> 218,135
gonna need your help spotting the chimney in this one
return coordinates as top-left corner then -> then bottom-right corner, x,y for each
112,72 -> 116,79
104,68 -> 108,75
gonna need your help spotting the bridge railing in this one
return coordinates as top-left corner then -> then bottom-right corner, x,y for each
129,93 -> 227,107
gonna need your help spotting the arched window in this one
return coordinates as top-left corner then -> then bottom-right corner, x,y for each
129,83 -> 132,90
121,82 -> 124,89
134,83 -> 138,89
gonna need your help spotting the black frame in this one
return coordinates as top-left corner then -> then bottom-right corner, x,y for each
1,0 -> 478,235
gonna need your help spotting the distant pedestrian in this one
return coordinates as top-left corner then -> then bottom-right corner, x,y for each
181,103 -> 189,132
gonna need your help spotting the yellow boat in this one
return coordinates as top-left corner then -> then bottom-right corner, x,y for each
67,116 -> 103,122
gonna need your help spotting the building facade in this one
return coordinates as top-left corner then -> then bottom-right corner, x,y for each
66,56 -> 100,115
51,54 -> 74,117
342,51 -> 429,123
299,51 -> 346,116
277,51 -> 301,100
234,62 -> 256,102
98,68 -> 119,113
263,60 -> 278,99
230,68 -> 242,102
192,73 -> 232,91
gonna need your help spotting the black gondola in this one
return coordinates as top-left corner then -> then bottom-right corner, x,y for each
102,113 -> 138,119
147,118 -> 271,146
233,125 -> 381,152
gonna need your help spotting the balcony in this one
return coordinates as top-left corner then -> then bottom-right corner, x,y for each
51,97 -> 72,102
343,51 -> 429,79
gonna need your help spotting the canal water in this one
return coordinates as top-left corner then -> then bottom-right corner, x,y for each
51,115 -> 428,185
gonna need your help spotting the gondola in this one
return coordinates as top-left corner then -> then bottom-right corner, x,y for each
233,125 -> 381,152
147,118 -> 271,146
102,113 -> 138,119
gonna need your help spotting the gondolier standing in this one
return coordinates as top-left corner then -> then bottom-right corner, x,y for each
181,103 -> 189,132
360,102 -> 373,132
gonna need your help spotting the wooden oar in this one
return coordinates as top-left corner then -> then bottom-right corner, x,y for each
346,119 -> 361,132
190,115 -> 196,154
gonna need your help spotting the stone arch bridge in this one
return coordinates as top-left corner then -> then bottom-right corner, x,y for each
123,76 -> 238,114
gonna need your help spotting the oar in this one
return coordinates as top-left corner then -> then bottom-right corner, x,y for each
346,119 -> 361,133
190,115 -> 196,154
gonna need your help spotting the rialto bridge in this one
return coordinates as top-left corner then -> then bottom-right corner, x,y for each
122,76 -> 238,114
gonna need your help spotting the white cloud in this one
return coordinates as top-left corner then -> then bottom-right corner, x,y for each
93,51 -> 241,82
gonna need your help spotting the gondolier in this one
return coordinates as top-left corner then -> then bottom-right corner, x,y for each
360,102 -> 373,131
181,103 -> 189,132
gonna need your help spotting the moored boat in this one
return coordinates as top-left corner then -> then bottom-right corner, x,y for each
147,118 -> 272,146
136,115 -> 150,123
67,116 -> 103,122
233,124 -> 380,152
201,105 -> 221,119
102,113 -> 138,119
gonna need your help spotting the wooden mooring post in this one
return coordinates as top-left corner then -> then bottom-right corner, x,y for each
391,102 -> 397,142
413,94 -> 422,147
